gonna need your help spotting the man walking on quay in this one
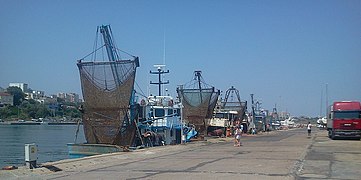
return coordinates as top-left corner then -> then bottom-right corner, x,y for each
307,122 -> 312,137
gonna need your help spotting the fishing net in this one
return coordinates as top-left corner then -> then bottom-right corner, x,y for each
178,87 -> 219,135
177,71 -> 220,135
77,60 -> 138,146
207,90 -> 220,118
181,88 -> 213,107
222,87 -> 247,120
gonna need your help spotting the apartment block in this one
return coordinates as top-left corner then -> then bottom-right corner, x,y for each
9,82 -> 28,92
57,92 -> 80,103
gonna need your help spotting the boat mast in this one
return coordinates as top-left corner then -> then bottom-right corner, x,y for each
320,87 -> 323,117
150,65 -> 169,96
325,83 -> 328,117
194,71 -> 203,102
250,94 -> 255,120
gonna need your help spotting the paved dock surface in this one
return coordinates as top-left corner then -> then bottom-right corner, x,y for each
1,128 -> 360,179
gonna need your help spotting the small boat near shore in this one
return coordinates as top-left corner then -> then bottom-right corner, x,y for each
67,143 -> 126,158
10,121 -> 43,125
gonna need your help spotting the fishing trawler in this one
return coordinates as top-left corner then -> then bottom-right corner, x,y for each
207,86 -> 247,136
136,65 -> 195,146
68,25 -> 140,157
177,71 -> 220,137
138,95 -> 183,145
207,109 -> 238,136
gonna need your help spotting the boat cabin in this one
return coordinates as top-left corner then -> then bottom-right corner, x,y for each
138,96 -> 183,145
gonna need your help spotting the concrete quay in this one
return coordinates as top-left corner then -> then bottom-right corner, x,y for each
1,128 -> 360,179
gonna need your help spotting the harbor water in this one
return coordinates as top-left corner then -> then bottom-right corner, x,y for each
0,124 -> 86,168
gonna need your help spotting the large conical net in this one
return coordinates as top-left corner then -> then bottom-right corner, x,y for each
222,86 -> 247,120
77,60 -> 138,146
177,71 -> 219,135
207,90 -> 220,118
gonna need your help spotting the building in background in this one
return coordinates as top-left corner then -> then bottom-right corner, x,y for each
9,83 -> 28,92
5,82 -> 81,104
0,92 -> 14,107
25,90 -> 45,100
57,92 -> 80,103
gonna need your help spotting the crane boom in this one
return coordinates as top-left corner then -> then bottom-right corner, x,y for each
99,25 -> 121,85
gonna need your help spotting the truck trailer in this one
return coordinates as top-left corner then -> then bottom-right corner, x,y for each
327,101 -> 361,140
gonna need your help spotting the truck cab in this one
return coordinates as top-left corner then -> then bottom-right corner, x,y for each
327,101 -> 361,140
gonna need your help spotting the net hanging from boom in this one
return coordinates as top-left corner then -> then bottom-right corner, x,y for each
77,25 -> 140,146
177,71 -> 219,135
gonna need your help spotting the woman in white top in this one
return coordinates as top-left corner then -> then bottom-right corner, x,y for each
234,127 -> 242,146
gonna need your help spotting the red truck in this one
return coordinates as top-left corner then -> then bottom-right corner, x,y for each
327,101 -> 361,140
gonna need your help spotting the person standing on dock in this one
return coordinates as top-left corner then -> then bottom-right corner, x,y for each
234,127 -> 242,147
307,122 -> 312,137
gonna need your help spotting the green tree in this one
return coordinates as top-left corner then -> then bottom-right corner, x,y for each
6,86 -> 26,106
57,97 -> 65,103
0,107 -> 12,119
20,100 -> 51,119
0,94 -> 81,120
19,100 -> 31,119
35,104 -> 50,118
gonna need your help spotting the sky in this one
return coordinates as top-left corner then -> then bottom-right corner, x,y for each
0,0 -> 360,117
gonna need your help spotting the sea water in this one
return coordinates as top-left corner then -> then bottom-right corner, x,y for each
0,124 -> 86,168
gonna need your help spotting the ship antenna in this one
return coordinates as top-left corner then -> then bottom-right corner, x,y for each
162,28 -> 166,94
150,65 -> 169,96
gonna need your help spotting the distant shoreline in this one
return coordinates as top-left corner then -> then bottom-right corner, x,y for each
0,121 -> 82,125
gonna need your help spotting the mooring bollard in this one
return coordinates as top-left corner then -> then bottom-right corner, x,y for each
25,143 -> 37,169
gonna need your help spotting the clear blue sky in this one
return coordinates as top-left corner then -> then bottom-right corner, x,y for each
1,0 -> 360,117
